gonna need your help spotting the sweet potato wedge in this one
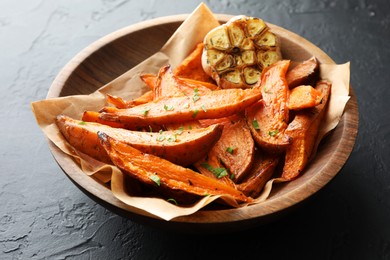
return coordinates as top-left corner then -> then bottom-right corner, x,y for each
174,42 -> 214,83
99,87 -> 262,127
237,151 -> 279,198
82,111 -> 130,129
287,85 -> 323,110
282,80 -> 331,180
98,132 -> 251,203
286,56 -> 319,89
200,114 -> 255,182
56,114 -> 223,166
195,154 -> 236,188
140,74 -> 157,89
107,92 -> 154,109
246,60 -> 291,153
154,65 -> 183,100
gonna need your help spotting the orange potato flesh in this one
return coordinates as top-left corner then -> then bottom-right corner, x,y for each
154,65 -> 184,100
56,114 -> 224,166
246,60 -> 291,153
282,80 -> 331,180
286,56 -> 319,89
287,85 -> 323,110
82,110 -> 130,129
98,132 -> 251,203
140,73 -> 157,89
99,87 -> 262,127
174,42 -> 214,83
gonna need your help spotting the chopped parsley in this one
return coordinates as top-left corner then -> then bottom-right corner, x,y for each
252,119 -> 260,130
78,121 -> 86,125
156,135 -> 165,142
192,109 -> 199,118
268,129 -> 279,136
200,162 -> 228,179
167,134 -> 177,142
142,107 -> 151,116
167,198 -> 178,205
192,88 -> 200,102
226,146 -> 235,154
164,104 -> 174,111
201,105 -> 207,112
176,126 -> 184,135
150,174 -> 160,186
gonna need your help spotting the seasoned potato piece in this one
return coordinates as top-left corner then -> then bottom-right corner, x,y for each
286,56 -> 319,89
98,132 -> 251,203
174,42 -> 214,83
100,87 -> 262,127
200,114 -> 255,182
246,60 -> 291,153
282,80 -> 331,180
237,151 -> 279,198
287,85 -> 323,110
56,114 -> 223,166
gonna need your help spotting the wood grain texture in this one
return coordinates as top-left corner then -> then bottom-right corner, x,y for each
47,14 -> 359,232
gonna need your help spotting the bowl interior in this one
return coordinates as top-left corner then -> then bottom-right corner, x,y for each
48,14 -> 358,231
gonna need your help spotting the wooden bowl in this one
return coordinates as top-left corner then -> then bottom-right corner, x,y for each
47,14 -> 359,232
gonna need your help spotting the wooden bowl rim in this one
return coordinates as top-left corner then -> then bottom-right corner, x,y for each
47,14 -> 359,225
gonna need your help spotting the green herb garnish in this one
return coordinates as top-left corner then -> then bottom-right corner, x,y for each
192,109 -> 199,118
252,119 -> 260,130
200,162 -> 228,179
164,104 -> 174,111
201,105 -> 207,112
192,88 -> 200,102
167,134 -> 177,142
226,146 -> 235,154
156,134 -> 165,142
78,121 -> 86,125
150,174 -> 160,186
268,129 -> 279,136
176,126 -> 184,135
142,107 -> 151,116
167,198 -> 178,205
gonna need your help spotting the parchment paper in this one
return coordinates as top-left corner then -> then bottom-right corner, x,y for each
31,3 -> 350,221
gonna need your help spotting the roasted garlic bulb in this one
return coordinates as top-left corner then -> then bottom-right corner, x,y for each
202,15 -> 282,89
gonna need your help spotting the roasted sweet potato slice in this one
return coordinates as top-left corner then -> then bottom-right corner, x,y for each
174,42 -> 214,83
140,74 -> 157,89
282,80 -> 331,180
287,85 -> 323,110
286,56 -> 319,89
154,65 -> 183,100
107,90 -> 154,109
56,114 -> 223,166
200,114 -> 254,182
237,151 -> 279,198
98,132 -> 251,203
195,153 -> 236,188
99,87 -> 262,127
246,60 -> 291,153
82,111 -> 130,129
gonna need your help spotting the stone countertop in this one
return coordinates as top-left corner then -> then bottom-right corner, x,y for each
1,0 -> 389,259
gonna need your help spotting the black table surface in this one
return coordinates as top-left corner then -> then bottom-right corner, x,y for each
1,0 -> 389,259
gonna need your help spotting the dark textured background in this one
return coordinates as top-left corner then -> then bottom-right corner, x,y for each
1,0 -> 389,259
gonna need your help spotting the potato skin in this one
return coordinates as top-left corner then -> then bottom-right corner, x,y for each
286,56 -> 319,89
